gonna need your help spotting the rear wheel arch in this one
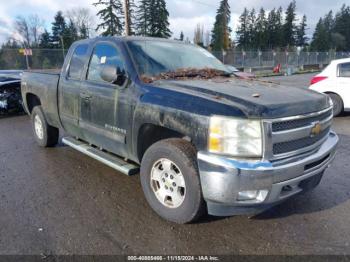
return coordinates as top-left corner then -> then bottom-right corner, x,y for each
26,93 -> 41,114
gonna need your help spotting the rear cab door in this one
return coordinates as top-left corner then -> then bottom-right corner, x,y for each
337,62 -> 350,110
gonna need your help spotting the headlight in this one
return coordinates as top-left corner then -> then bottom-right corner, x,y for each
208,116 -> 263,157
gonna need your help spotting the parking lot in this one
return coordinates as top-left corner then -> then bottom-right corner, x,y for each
0,73 -> 350,256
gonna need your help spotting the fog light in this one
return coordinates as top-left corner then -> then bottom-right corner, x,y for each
237,190 -> 269,202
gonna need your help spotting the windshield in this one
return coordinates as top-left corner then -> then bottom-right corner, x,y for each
127,40 -> 229,80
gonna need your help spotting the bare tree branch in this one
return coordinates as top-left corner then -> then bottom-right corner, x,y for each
14,15 -> 45,47
66,8 -> 96,38
29,15 -> 45,47
14,16 -> 31,47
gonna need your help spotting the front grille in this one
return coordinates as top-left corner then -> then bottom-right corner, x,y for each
273,127 -> 330,155
272,110 -> 332,132
268,107 -> 333,158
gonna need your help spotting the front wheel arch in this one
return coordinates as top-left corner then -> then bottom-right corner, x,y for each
136,123 -> 192,163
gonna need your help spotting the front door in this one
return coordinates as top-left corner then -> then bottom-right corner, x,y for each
79,42 -> 130,158
59,44 -> 89,138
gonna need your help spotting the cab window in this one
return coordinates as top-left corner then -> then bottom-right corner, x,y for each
87,43 -> 125,84
68,44 -> 88,80
339,63 -> 350,77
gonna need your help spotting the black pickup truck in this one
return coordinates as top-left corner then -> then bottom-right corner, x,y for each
21,37 -> 338,223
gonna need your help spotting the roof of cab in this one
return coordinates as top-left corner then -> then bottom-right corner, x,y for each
74,36 -> 188,45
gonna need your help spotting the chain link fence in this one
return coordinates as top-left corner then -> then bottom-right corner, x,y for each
0,49 -> 66,70
212,50 -> 350,72
0,48 -> 350,72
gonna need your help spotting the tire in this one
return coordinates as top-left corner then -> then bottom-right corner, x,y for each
328,93 -> 343,117
31,106 -> 59,147
140,138 -> 206,224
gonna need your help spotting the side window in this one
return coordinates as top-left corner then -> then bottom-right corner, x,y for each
87,43 -> 125,84
68,44 -> 89,80
339,63 -> 350,78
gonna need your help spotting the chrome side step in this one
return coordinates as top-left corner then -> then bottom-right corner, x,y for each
62,137 -> 139,176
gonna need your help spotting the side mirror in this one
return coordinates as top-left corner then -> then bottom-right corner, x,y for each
100,65 -> 126,85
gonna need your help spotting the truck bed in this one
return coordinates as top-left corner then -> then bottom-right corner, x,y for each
21,70 -> 61,128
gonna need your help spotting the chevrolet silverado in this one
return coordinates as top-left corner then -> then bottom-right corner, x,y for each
21,37 -> 338,223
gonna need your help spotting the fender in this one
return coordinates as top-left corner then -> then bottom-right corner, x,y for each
131,86 -> 213,162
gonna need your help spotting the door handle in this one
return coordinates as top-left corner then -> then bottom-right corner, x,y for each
80,93 -> 92,101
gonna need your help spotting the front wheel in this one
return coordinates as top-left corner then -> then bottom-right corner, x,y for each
31,106 -> 59,147
140,139 -> 205,224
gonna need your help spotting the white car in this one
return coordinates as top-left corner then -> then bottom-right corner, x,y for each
309,58 -> 350,116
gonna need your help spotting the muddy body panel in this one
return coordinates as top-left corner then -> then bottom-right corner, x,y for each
151,79 -> 330,119
21,71 -> 60,127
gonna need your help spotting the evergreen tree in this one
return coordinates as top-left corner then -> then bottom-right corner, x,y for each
296,15 -> 308,47
211,0 -> 231,51
64,19 -> 79,48
136,0 -> 171,38
136,0 -> 150,36
148,0 -> 172,38
39,30 -> 52,48
334,5 -> 350,51
310,18 -> 329,51
275,7 -> 284,48
310,5 -> 350,51
266,8 -> 283,49
323,11 -> 334,48
283,1 -> 297,47
265,9 -> 275,49
236,8 -> 250,49
310,11 -> 334,51
255,8 -> 267,49
247,8 -> 256,49
180,31 -> 184,41
51,11 -> 67,48
93,0 -> 124,36
323,11 -> 334,34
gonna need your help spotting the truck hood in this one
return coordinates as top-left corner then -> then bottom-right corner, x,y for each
152,78 -> 330,118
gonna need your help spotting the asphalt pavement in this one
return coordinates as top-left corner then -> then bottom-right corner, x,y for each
0,73 -> 350,255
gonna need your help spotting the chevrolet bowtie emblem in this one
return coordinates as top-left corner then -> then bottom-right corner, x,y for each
310,122 -> 322,137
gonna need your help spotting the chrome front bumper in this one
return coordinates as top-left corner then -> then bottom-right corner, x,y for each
197,131 -> 339,216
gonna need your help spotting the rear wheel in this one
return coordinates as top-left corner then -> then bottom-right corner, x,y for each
140,139 -> 205,224
328,93 -> 343,117
31,106 -> 59,147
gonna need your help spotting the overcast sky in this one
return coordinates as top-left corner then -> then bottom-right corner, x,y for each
0,0 -> 347,45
